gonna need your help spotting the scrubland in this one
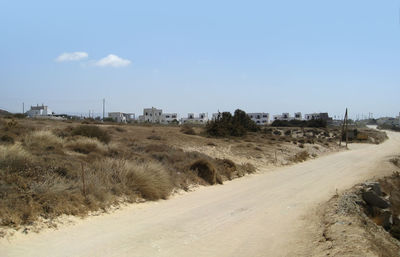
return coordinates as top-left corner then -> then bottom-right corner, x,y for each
0,117 -> 386,232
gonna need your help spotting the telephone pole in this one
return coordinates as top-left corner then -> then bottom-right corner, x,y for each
22,102 -> 24,114
339,108 -> 349,147
102,98 -> 105,120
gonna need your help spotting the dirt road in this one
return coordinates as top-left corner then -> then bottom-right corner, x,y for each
2,131 -> 400,257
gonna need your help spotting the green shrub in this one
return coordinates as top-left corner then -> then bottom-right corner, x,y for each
205,109 -> 259,137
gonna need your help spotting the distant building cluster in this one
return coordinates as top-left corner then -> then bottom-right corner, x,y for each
26,104 -> 53,117
24,103 -> 337,126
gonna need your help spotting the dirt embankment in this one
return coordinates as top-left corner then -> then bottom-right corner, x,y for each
311,157 -> 400,257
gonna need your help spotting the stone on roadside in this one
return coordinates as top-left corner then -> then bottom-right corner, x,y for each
362,189 -> 390,209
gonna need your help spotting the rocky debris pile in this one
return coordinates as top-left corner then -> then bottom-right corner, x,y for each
358,182 -> 400,240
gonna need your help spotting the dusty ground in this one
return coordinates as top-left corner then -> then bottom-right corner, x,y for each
307,158 -> 400,257
0,128 -> 398,256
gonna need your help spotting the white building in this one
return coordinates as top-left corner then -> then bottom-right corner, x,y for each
108,112 -> 135,123
304,112 -> 331,121
26,104 -> 53,117
212,112 -> 230,120
212,113 -> 220,120
294,112 -> 302,120
273,112 -> 291,121
248,113 -> 269,125
181,113 -> 209,124
161,113 -> 178,124
138,107 -> 163,123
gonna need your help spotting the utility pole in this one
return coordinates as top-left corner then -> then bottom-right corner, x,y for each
345,109 -> 349,148
22,102 -> 24,114
102,98 -> 105,120
339,108 -> 349,147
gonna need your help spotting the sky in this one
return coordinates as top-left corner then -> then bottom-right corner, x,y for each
0,0 -> 399,119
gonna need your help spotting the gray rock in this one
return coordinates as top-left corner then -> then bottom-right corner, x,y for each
362,189 -> 390,209
382,210 -> 393,230
364,182 -> 382,196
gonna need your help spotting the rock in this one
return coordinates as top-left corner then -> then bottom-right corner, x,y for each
381,210 -> 393,230
362,189 -> 390,209
364,182 -> 382,196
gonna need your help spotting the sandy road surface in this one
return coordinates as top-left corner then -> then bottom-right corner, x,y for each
2,131 -> 400,257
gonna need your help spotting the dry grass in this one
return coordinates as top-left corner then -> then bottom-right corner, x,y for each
0,144 -> 32,172
24,130 -> 64,152
180,125 -> 196,135
72,125 -> 110,143
65,137 -> 107,154
190,159 -> 218,185
290,150 -> 310,163
126,162 -> 173,200
0,119 -> 270,230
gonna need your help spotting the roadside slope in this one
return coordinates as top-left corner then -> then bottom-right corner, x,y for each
1,131 -> 400,257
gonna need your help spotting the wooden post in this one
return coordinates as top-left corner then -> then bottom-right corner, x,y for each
81,163 -> 87,198
345,108 -> 349,148
339,108 -> 348,147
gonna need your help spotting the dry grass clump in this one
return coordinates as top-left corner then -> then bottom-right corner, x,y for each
0,144 -> 32,172
238,163 -> 256,174
147,134 -> 162,140
66,137 -> 107,154
390,157 -> 400,168
126,162 -> 173,200
180,125 -> 196,135
24,130 -> 64,152
290,150 -> 310,163
190,159 -> 218,185
0,134 -> 14,144
86,159 -> 173,201
71,125 -> 110,144
216,159 -> 237,180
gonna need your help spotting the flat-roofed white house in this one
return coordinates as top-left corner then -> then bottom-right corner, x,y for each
294,112 -> 302,120
108,112 -> 135,123
26,104 -> 53,117
273,112 -> 291,121
212,112 -> 231,120
304,112 -> 331,121
248,112 -> 269,125
138,107 -> 163,123
161,113 -> 178,124
181,113 -> 209,124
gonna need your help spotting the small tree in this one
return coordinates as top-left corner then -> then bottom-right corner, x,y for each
205,109 -> 259,137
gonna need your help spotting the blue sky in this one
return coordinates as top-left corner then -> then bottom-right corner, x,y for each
0,0 -> 399,119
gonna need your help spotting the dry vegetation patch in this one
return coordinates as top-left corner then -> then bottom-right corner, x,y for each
0,119 -> 261,231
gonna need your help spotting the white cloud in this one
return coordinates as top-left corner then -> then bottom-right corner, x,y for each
56,52 -> 88,62
94,54 -> 131,67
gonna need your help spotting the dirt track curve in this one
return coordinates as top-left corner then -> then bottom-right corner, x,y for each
2,130 -> 400,257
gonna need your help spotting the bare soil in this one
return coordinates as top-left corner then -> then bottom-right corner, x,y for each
309,159 -> 400,257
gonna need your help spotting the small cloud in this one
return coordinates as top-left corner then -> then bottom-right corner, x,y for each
56,52 -> 88,62
95,54 -> 131,67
